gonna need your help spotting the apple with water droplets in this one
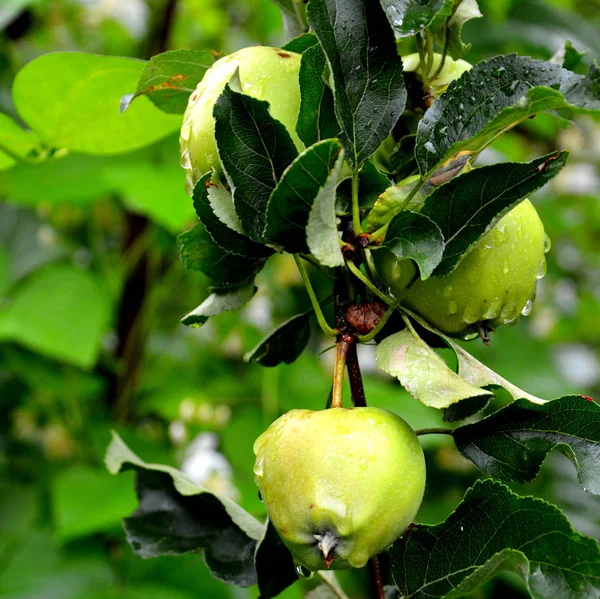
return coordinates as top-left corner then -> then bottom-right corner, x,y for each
253,407 -> 426,571
375,199 -> 548,336
179,46 -> 303,194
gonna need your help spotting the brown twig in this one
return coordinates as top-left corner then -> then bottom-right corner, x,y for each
346,340 -> 366,407
369,555 -> 386,599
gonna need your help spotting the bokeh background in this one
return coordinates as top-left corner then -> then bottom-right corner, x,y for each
1,1 -> 600,598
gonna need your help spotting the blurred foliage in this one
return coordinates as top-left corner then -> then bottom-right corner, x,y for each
1,1 -> 600,598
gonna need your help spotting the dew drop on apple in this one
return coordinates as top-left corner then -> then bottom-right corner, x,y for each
537,259 -> 547,280
521,298 -> 533,316
254,456 -> 264,477
443,285 -> 453,297
448,300 -> 458,314
295,565 -> 315,579
543,234 -> 552,253
180,148 -> 191,169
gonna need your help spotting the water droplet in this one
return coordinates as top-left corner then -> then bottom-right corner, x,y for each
521,298 -> 533,316
439,125 -> 448,135
443,285 -> 453,297
494,224 -> 509,245
179,148 -> 191,169
448,300 -> 458,314
296,565 -> 315,579
253,456 -> 264,477
502,261 -> 509,275
543,234 -> 552,253
537,259 -> 547,280
424,141 -> 436,153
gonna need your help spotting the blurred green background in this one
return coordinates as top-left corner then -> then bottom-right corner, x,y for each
1,1 -> 600,598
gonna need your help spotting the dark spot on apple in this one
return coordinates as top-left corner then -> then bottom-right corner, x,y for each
278,52 -> 291,58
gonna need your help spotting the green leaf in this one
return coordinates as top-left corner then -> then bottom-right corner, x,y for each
105,432 -> 263,587
102,156 -> 197,234
306,147 -> 346,267
178,222 -> 266,287
245,312 -> 312,367
264,139 -> 342,253
53,466 -> 137,541
255,521 -> 298,598
380,210 -> 444,279
454,396 -> 600,494
122,49 -> 215,115
0,264 -> 109,369
416,54 -> 600,177
12,53 -> 181,154
181,282 -> 257,327
366,175 -> 420,233
375,329 -> 491,409
451,339 -> 546,405
408,310 -> 546,406
421,151 -> 568,276
380,0 -> 455,38
192,173 -> 273,258
0,112 -> 39,170
214,86 -> 299,242
296,43 -> 339,147
558,41 -> 588,74
390,479 -> 600,599
282,32 -> 319,54
307,0 -> 406,168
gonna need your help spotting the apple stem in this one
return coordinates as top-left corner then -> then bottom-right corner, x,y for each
369,555 -> 386,599
346,341 -> 366,407
332,336 -> 351,408
294,254 -> 340,337
415,427 -> 454,436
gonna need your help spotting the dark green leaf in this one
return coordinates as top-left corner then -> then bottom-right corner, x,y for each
307,0 -> 406,167
181,282 -> 257,327
380,211 -> 444,279
105,433 -> 263,587
442,395 -> 490,423
214,86 -> 299,242
421,151 -> 568,276
373,134 -> 417,178
375,329 -> 491,409
282,32 -> 319,54
255,521 -> 297,599
416,55 -> 600,177
271,0 -> 308,38
245,312 -> 311,367
454,395 -> 600,494
178,223 -> 266,287
123,49 -> 215,115
264,139 -> 342,253
390,479 -> 600,599
296,44 -> 339,147
380,0 -> 455,39
192,173 -> 273,258
306,148 -> 346,266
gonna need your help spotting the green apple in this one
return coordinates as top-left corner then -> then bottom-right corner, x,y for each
402,52 -> 472,97
179,46 -> 303,194
376,199 -> 548,335
253,407 -> 426,571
